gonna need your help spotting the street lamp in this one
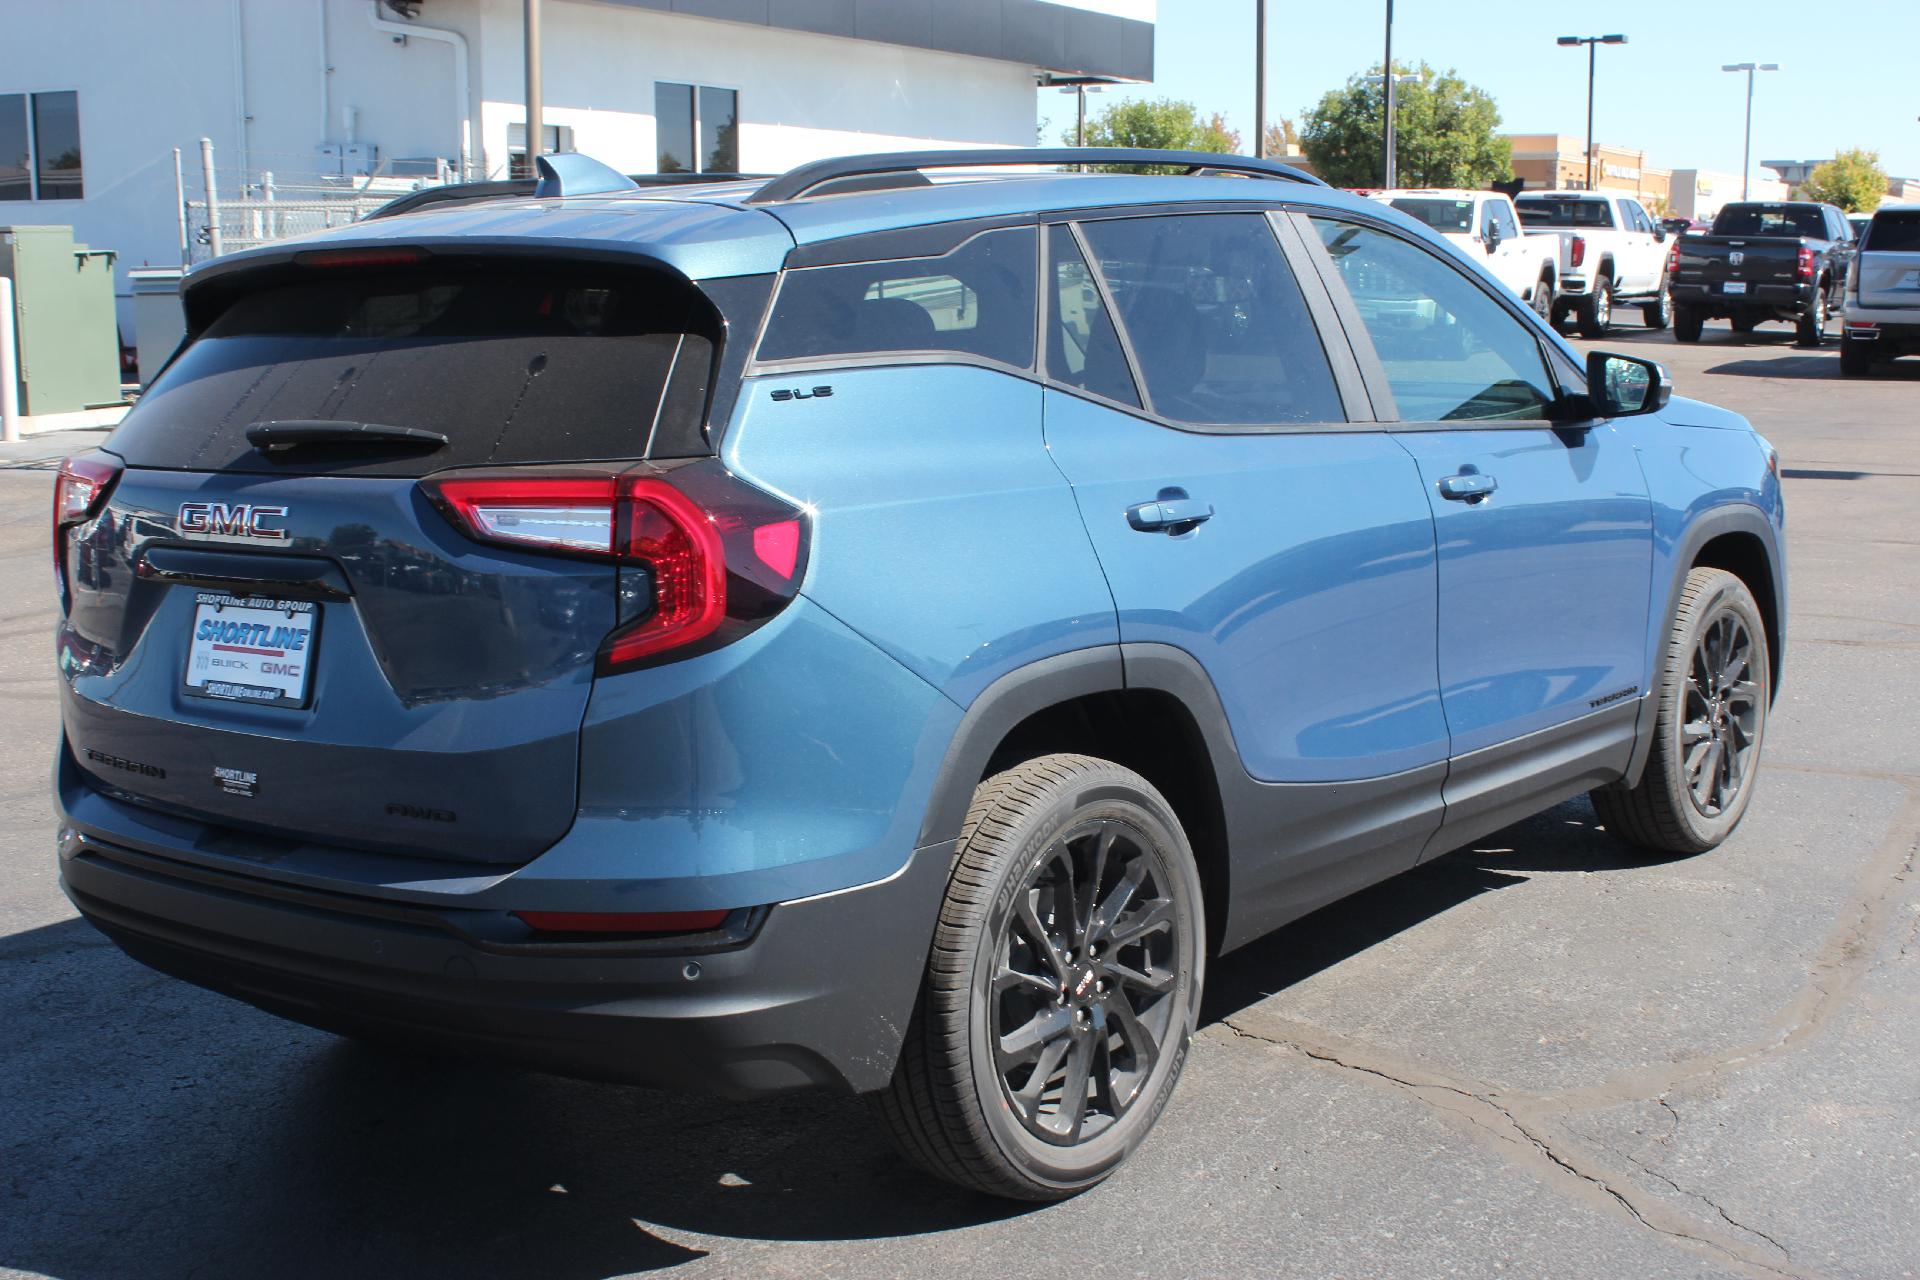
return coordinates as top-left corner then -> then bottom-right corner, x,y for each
1051,82 -> 1105,147
1557,34 -> 1627,190
1363,73 -> 1420,187
1721,62 -> 1779,200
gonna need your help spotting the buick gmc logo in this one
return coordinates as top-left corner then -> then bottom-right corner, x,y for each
178,502 -> 289,543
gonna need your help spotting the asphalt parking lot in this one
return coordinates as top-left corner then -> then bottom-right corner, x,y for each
2,319 -> 1916,1280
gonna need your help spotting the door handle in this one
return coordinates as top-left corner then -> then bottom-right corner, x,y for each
1127,498 -> 1214,531
1437,473 -> 1498,503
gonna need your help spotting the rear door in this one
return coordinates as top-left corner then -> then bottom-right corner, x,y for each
1303,213 -> 1653,762
1040,211 -> 1449,908
1857,209 -> 1920,308
59,258 -> 717,862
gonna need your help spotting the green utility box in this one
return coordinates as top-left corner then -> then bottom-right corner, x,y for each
0,225 -> 124,415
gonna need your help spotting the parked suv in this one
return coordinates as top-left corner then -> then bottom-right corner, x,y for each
1840,204 -> 1920,374
54,149 -> 1786,1201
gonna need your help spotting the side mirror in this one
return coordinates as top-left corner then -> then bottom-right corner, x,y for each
1586,350 -> 1672,417
1484,223 -> 1502,253
1653,227 -> 1667,243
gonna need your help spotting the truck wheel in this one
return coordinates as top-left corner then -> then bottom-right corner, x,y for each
1530,276 -> 1555,322
871,754 -> 1205,1201
1795,286 -> 1829,347
1641,281 -> 1672,330
1673,304 -> 1705,343
1577,277 -> 1613,338
1839,341 -> 1873,376
1590,568 -> 1769,855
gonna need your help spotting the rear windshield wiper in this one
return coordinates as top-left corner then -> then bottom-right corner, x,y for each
245,420 -> 449,452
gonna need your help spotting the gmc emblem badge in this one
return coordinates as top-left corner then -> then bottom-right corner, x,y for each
178,502 -> 290,543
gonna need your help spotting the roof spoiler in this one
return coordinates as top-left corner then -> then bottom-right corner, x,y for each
744,148 -> 1328,205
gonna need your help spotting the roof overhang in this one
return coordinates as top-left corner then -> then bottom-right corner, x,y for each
592,0 -> 1153,82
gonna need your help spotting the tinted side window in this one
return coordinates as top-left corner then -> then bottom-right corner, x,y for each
1489,200 -> 1519,239
1310,218 -> 1556,422
757,227 -> 1036,367
1078,213 -> 1344,426
1046,225 -> 1139,406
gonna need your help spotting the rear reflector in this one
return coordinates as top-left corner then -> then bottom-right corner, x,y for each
1570,235 -> 1586,269
514,909 -> 730,934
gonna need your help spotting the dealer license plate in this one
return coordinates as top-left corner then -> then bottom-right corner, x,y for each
1723,280 -> 1748,295
183,592 -> 319,708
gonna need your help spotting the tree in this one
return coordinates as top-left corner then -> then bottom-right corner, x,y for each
1800,149 -> 1887,213
1073,97 -> 1238,173
1301,63 -> 1512,190
1263,117 -> 1302,158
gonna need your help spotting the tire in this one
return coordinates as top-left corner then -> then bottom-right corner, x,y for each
1550,301 -> 1572,332
1641,280 -> 1672,330
871,754 -> 1206,1201
1731,313 -> 1761,333
1839,340 -> 1874,376
1796,284 -> 1829,347
1577,276 -> 1613,338
1530,275 -> 1555,323
1590,568 -> 1770,855
1673,304 -> 1705,343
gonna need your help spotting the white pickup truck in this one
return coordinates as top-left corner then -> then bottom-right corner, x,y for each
1514,190 -> 1672,337
1372,189 -> 1560,320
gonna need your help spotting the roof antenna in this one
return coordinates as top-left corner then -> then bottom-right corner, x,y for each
533,152 -> 640,199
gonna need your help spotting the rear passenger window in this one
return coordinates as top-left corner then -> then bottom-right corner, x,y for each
1310,217 -> 1556,422
756,226 -> 1035,368
1046,225 -> 1139,407
1865,212 -> 1920,251
1077,213 -> 1344,426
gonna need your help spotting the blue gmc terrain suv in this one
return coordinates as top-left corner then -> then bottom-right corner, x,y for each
53,149 -> 1785,1200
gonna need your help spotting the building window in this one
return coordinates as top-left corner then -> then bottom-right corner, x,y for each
0,90 -> 82,201
507,122 -> 573,180
655,82 -> 737,174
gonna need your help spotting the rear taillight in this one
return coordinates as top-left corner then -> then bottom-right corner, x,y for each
1570,235 -> 1586,268
1796,246 -> 1816,279
53,450 -> 122,595
1667,239 -> 1680,276
423,461 -> 807,673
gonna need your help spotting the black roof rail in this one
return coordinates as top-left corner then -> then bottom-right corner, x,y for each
744,148 -> 1328,205
366,170 -> 772,221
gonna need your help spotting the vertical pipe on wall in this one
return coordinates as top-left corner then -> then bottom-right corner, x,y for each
173,147 -> 190,268
200,138 -> 223,258
0,277 -> 19,444
366,2 -> 473,179
1254,0 -> 1267,158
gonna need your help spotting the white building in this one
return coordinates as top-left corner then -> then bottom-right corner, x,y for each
1668,169 -> 1791,221
1,0 -> 1155,335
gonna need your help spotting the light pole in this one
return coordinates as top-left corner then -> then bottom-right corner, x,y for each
1363,73 -> 1419,187
1722,62 -> 1779,200
1557,34 -> 1627,190
1255,0 -> 1268,157
1382,0 -> 1395,186
1055,83 -> 1104,147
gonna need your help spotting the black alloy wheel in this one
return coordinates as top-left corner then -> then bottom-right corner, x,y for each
1680,610 -> 1762,818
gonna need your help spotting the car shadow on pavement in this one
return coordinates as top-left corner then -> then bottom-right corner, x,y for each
2,799 -> 1654,1279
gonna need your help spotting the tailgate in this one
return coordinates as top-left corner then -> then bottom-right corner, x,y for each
57,256 -> 717,863
1858,250 -> 1920,309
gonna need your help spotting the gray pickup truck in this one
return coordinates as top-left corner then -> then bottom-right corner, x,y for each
1669,201 -> 1854,346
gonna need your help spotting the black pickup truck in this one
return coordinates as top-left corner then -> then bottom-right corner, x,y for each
1669,201 -> 1854,345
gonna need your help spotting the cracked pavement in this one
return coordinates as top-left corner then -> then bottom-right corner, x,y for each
3,328 -> 1918,1279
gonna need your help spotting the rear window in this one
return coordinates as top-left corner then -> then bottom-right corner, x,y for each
1516,198 -> 1615,229
1865,211 -> 1920,252
111,264 -> 715,475
1711,204 -> 1826,238
1389,198 -> 1476,233
755,226 -> 1036,367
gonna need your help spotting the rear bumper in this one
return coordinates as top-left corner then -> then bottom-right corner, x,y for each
59,824 -> 950,1099
1671,280 -> 1812,312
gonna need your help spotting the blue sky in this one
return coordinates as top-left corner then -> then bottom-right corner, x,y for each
1039,0 -> 1920,181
